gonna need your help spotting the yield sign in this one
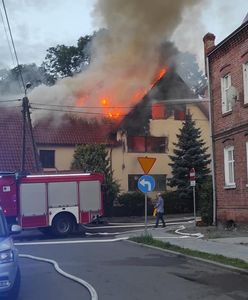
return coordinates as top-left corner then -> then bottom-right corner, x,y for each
137,156 -> 156,174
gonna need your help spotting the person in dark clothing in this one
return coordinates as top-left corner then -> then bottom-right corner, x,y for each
154,192 -> 166,228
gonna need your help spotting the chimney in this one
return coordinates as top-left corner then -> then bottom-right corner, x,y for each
203,33 -> 216,76
203,32 -> 216,56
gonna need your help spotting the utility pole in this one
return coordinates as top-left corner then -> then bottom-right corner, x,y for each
21,95 -> 41,173
21,97 -> 28,173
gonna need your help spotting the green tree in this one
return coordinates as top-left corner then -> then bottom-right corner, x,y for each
168,113 -> 211,211
43,35 -> 92,83
71,144 -> 119,216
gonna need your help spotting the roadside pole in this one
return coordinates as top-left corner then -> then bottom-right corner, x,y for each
137,157 -> 156,235
190,168 -> 196,227
193,185 -> 196,226
145,192 -> 148,235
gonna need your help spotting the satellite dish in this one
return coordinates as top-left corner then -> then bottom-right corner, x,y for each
227,86 -> 239,106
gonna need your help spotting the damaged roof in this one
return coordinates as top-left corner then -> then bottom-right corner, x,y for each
119,69 -> 197,135
33,115 -> 117,146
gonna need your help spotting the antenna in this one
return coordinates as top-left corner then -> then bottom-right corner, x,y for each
227,86 -> 239,107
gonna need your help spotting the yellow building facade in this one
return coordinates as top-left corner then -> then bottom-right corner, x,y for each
111,103 -> 210,195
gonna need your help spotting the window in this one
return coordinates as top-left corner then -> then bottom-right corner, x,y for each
243,62 -> 248,104
128,174 -> 166,192
174,105 -> 186,120
221,74 -> 232,113
224,146 -> 235,187
127,136 -> 167,153
39,150 -> 55,168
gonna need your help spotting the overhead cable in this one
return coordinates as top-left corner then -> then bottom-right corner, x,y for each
1,0 -> 26,94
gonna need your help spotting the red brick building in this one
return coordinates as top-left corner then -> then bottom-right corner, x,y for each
204,17 -> 248,223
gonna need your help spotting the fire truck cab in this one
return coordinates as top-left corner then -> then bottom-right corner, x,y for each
0,172 -> 104,236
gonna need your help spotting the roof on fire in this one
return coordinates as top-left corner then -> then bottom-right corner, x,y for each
33,115 -> 118,146
119,69 -> 208,135
0,106 -> 118,173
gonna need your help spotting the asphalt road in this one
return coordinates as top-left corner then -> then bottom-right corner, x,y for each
16,237 -> 248,300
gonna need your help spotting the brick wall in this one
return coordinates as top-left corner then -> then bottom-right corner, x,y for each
214,133 -> 248,223
207,23 -> 248,223
209,25 -> 248,137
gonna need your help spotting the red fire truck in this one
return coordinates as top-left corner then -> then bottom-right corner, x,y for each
0,172 -> 104,236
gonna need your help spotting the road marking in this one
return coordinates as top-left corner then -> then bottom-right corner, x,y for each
20,254 -> 98,300
15,235 -> 191,246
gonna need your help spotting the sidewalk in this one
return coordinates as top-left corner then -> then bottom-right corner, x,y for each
146,228 -> 248,263
118,218 -> 248,264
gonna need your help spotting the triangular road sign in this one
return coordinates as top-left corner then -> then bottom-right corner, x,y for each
137,156 -> 156,174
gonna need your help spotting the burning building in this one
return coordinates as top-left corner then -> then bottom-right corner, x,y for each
107,68 -> 210,193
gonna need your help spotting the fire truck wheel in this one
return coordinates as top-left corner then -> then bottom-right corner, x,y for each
52,213 -> 74,236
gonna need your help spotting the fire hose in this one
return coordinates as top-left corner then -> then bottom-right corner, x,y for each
19,254 -> 98,300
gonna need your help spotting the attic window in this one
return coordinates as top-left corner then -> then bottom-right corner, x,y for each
151,104 -> 166,119
39,150 -> 55,168
174,105 -> 186,120
127,136 -> 167,153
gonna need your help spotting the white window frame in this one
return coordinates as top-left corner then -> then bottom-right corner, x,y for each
243,62 -> 248,104
224,146 -> 235,188
221,74 -> 232,113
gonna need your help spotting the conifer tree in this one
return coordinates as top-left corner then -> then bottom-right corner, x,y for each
168,113 -> 211,209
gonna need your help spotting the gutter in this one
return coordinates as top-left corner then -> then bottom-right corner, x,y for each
206,57 -> 217,226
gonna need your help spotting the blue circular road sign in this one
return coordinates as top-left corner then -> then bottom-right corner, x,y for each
138,175 -> 155,193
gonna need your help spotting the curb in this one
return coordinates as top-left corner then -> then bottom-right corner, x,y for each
126,239 -> 248,275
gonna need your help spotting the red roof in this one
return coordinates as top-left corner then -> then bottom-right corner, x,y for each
0,107 -> 37,172
33,115 -> 117,146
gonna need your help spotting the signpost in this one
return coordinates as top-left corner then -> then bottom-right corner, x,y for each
137,157 -> 156,174
190,168 -> 196,226
137,157 -> 156,235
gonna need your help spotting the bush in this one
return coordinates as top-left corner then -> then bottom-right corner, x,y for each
113,192 -> 153,217
161,191 -> 193,214
198,177 -> 213,225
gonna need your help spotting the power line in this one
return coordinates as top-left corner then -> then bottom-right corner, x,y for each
30,98 -> 210,110
30,106 -> 209,122
1,0 -> 26,94
0,5 -> 15,66
31,106 -> 127,117
0,98 -> 21,103
31,103 -> 135,109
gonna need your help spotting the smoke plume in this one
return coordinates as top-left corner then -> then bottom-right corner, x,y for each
30,0 -> 205,121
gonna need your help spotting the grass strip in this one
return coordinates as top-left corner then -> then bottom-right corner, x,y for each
130,234 -> 248,270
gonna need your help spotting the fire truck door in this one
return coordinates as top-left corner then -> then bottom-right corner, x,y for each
48,181 -> 79,226
20,183 -> 47,228
79,180 -> 101,223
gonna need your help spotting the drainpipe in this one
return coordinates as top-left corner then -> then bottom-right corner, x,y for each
206,56 -> 217,226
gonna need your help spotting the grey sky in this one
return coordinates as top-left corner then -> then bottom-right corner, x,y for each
0,0 -> 247,69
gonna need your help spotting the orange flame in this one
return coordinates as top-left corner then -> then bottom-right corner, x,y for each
101,98 -> 109,106
151,67 -> 167,86
76,67 -> 167,120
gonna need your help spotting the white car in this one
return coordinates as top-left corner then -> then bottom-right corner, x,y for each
0,207 -> 21,299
